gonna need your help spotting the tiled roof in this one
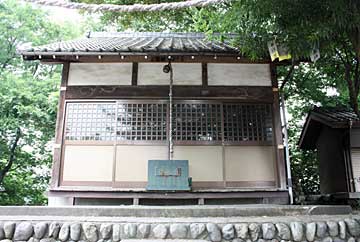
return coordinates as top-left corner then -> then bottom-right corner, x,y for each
19,32 -> 240,56
311,106 -> 359,124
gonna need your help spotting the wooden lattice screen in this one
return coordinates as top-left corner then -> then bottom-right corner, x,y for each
172,103 -> 222,141
116,102 -> 168,141
64,101 -> 273,144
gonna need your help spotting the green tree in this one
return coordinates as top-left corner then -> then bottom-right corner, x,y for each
0,0 -> 80,205
189,0 -> 360,113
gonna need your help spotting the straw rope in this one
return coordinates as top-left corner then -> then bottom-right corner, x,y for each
22,0 -> 227,13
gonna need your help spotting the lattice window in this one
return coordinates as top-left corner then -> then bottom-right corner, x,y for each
116,103 -> 167,141
223,104 -> 272,142
64,101 -> 273,143
65,102 -> 116,141
172,103 -> 222,141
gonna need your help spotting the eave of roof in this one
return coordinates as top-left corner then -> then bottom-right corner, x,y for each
18,32 -> 247,62
298,107 -> 360,150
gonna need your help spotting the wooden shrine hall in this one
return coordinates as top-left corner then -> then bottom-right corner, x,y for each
299,106 -> 360,200
20,32 -> 289,205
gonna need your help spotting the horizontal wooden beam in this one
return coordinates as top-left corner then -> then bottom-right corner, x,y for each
48,189 -> 288,199
65,86 -> 274,102
22,54 -> 271,64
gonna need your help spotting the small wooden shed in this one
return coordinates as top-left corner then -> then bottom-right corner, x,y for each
20,32 -> 289,205
299,107 -> 360,198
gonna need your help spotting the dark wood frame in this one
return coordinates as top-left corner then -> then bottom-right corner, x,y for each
51,62 -> 69,188
65,86 -> 274,101
270,63 -> 287,190
48,189 -> 289,205
24,53 -> 270,64
58,180 -> 277,189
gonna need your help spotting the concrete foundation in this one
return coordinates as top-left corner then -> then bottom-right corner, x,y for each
0,205 -> 352,218
0,205 -> 358,242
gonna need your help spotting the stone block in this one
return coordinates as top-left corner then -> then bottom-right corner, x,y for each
152,224 -> 167,239
13,222 -> 34,241
82,223 -> 98,242
290,222 -> 303,242
190,223 -> 207,239
248,223 -> 260,241
276,223 -> 291,240
34,222 -> 47,239
222,224 -> 235,240
206,223 -> 221,242
170,224 -> 188,239
4,222 -> 15,239
262,223 -> 276,240
235,223 -> 248,239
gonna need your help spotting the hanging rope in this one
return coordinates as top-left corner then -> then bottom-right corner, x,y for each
167,61 -> 174,160
22,0 -> 227,13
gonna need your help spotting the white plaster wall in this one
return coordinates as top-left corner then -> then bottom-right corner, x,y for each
173,146 -> 223,181
62,145 -> 114,181
115,145 -> 168,182
138,63 -> 202,85
208,63 -> 271,86
224,146 -> 276,181
68,63 -> 132,86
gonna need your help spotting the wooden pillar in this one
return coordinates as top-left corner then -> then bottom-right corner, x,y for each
202,63 -> 208,86
50,62 -> 69,188
132,62 -> 138,86
270,63 -> 287,190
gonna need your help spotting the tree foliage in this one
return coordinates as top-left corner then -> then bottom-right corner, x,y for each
0,0 -> 80,205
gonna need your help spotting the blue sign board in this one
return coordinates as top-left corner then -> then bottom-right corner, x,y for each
147,160 -> 191,191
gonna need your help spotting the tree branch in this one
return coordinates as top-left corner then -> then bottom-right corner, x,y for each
0,128 -> 21,185
354,56 -> 360,96
335,48 -> 360,116
280,61 -> 297,90
334,48 -> 347,67
341,39 -> 352,66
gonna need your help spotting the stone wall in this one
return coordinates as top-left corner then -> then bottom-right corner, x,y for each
1,218 -> 360,242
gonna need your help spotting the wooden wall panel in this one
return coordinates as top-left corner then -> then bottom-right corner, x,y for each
208,63 -> 271,86
351,129 -> 360,148
68,63 -> 132,86
351,149 -> 360,192
316,126 -> 348,194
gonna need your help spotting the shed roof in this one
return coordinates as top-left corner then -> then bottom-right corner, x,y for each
299,106 -> 360,150
19,32 -> 241,57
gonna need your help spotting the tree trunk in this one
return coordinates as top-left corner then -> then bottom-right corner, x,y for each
350,90 -> 360,117
345,69 -> 360,117
0,128 -> 21,185
348,27 -> 360,117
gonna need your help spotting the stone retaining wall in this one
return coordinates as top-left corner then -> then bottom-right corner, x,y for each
1,219 -> 360,242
